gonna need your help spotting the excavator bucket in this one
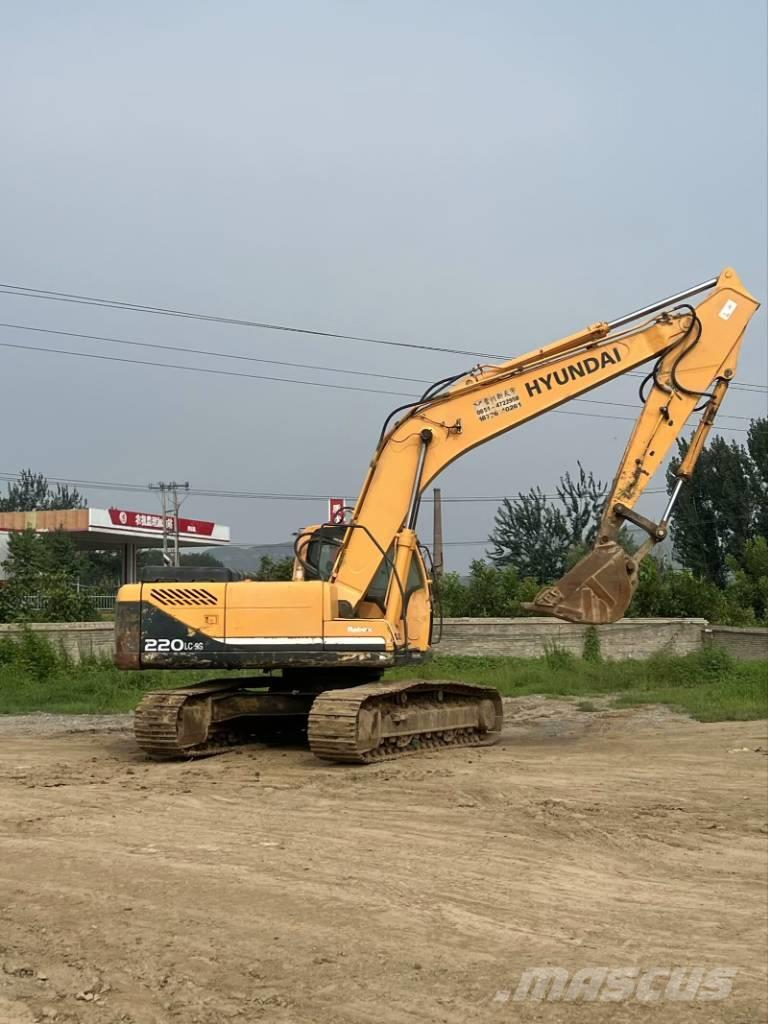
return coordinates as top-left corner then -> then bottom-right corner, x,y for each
523,541 -> 639,624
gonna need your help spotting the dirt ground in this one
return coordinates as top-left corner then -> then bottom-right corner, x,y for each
0,697 -> 766,1024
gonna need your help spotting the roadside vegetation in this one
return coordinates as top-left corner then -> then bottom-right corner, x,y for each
0,630 -> 764,722
389,647 -> 768,722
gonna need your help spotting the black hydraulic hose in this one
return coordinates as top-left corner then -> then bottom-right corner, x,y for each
377,369 -> 469,447
637,305 -> 704,405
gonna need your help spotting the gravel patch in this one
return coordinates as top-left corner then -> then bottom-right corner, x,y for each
0,713 -> 132,736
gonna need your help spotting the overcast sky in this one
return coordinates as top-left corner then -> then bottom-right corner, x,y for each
1,1 -> 766,569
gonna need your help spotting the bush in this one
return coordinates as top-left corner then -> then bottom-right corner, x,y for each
544,643 -> 575,670
435,561 -> 540,618
643,646 -> 734,688
10,629 -> 59,682
0,636 -> 16,665
582,625 -> 602,663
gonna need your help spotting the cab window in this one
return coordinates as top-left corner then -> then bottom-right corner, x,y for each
305,526 -> 346,580
364,547 -> 394,609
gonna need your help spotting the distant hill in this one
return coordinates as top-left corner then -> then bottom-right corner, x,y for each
210,542 -> 295,572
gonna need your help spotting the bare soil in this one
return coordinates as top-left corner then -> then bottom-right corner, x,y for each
0,698 -> 766,1024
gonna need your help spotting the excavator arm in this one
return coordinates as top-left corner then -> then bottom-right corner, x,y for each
331,268 -> 759,624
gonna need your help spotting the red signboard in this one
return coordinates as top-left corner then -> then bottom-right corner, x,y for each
107,508 -> 216,536
328,498 -> 346,525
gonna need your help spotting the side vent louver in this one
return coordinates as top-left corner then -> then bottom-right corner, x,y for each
148,587 -> 218,607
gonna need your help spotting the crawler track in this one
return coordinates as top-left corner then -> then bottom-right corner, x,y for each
134,678 -> 503,763
308,679 -> 503,763
134,681 -> 256,759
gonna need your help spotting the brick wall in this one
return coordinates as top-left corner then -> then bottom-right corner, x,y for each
706,625 -> 768,662
435,617 -> 708,659
1,618 -> 765,662
0,621 -> 115,662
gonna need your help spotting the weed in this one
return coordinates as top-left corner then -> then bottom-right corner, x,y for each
576,700 -> 598,712
544,644 -> 575,670
582,626 -> 602,663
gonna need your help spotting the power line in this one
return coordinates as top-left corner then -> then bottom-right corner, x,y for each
0,337 -> 753,432
0,321 -> 756,420
0,469 -> 669,504
1,279 -> 765,394
0,338 -> 412,398
0,320 -> 431,387
0,282 -> 501,359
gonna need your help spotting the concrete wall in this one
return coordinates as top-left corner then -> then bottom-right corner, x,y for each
0,621 -> 115,662
1,618 -> 765,662
706,625 -> 768,662
435,617 -> 708,659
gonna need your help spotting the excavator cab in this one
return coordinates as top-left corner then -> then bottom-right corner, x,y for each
294,522 -> 433,644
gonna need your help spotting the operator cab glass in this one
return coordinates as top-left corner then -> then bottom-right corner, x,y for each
304,525 -> 346,580
303,526 -> 428,612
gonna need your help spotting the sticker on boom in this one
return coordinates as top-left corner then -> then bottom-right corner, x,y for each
474,387 -> 522,422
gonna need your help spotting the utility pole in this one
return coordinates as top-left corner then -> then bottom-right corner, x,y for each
432,487 -> 444,579
149,481 -> 189,566
170,481 -> 189,567
149,482 -> 171,565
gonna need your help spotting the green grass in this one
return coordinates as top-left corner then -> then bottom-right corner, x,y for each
388,647 -> 768,722
0,631 -> 765,721
0,662 -> 220,715
0,630 -> 258,714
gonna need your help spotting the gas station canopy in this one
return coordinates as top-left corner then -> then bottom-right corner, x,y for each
0,507 -> 230,583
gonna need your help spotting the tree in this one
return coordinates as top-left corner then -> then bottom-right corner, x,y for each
747,419 -> 768,538
0,470 -> 125,588
138,549 -> 225,569
180,551 -> 226,568
628,556 -> 730,622
0,469 -> 85,512
666,421 -> 766,586
627,550 -> 766,626
487,489 -> 571,580
255,555 -> 293,581
724,536 -> 768,624
78,550 -> 122,588
487,462 -> 608,581
435,561 -> 539,617
556,463 -> 609,547
0,528 -> 96,623
136,551 -> 291,579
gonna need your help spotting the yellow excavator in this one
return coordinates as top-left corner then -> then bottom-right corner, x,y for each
115,268 -> 759,762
